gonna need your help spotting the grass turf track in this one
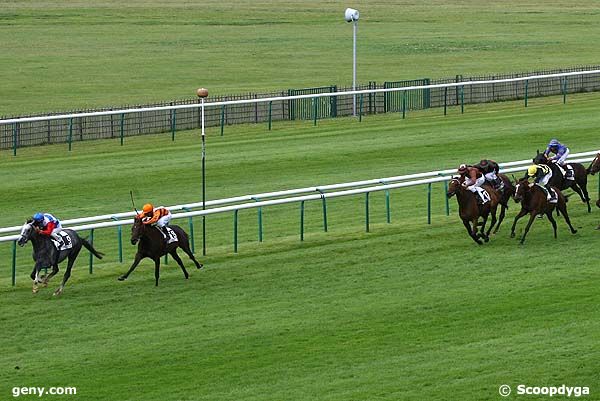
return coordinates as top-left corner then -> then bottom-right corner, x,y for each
2,0 -> 600,115
0,93 -> 599,400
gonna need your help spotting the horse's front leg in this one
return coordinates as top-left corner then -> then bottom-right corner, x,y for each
42,265 -> 60,286
118,253 -> 143,281
463,219 -> 482,245
510,208 -> 528,238
520,212 -> 538,245
31,262 -> 45,294
154,258 -> 161,287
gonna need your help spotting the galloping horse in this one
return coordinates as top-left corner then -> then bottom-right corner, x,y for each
17,220 -> 104,295
447,178 -> 500,244
492,173 -> 516,234
533,152 -> 591,212
118,217 -> 203,286
510,178 -> 577,244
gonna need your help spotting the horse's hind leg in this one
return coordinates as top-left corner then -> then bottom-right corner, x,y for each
558,203 -> 578,234
169,250 -> 189,279
54,254 -> 78,296
493,204 -> 507,234
570,183 -> 590,212
180,240 -> 203,269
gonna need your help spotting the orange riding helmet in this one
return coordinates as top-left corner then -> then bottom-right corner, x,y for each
142,203 -> 154,214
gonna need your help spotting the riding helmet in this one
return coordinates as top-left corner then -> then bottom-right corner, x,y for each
457,164 -> 467,173
527,165 -> 538,176
33,212 -> 44,222
142,203 -> 154,213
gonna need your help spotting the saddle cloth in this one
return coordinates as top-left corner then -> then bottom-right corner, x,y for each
165,227 -> 178,244
557,164 -> 575,181
475,187 -> 491,204
51,231 -> 74,251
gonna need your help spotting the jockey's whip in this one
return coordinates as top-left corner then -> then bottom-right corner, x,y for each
130,190 -> 139,214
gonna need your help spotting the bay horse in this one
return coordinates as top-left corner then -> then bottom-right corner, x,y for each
17,220 -> 104,295
118,217 -> 203,286
447,177 -> 500,244
510,178 -> 577,244
533,152 -> 591,212
492,173 -> 515,234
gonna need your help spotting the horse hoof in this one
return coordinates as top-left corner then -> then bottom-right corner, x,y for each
510,233 -> 515,238
53,290 -> 62,296
197,264 -> 203,270
32,287 -> 39,294
484,236 -> 490,243
572,229 -> 578,234
117,276 -> 126,281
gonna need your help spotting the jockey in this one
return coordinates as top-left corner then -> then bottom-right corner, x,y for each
32,212 -> 64,248
526,164 -> 556,203
544,138 -> 570,166
457,164 -> 488,203
474,159 -> 503,191
138,203 -> 172,242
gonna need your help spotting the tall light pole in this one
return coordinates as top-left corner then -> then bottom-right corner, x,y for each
196,87 -> 208,256
345,8 -> 360,116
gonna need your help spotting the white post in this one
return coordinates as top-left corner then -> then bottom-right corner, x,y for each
345,8 -> 359,117
353,19 -> 357,116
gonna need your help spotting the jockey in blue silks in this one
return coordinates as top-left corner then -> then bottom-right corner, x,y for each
544,139 -> 570,166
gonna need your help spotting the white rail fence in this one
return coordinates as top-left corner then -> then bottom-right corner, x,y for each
1,70 -> 600,127
2,151 -> 597,286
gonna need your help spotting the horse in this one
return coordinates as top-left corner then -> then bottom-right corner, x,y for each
533,152 -> 591,212
587,152 -> 600,175
510,178 -> 577,244
446,178 -> 500,244
491,173 -> 515,234
118,217 -> 203,286
17,220 -> 104,295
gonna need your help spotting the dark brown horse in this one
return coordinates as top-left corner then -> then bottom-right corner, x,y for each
118,217 -> 203,286
533,152 -> 591,212
510,178 -> 577,244
447,178 -> 500,244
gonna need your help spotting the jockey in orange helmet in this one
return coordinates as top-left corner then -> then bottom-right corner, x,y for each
138,203 -> 172,241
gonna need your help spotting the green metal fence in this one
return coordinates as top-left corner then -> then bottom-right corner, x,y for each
288,86 -> 337,120
383,79 -> 431,113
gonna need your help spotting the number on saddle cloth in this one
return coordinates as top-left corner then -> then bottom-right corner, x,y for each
165,227 -> 178,244
51,231 -> 73,250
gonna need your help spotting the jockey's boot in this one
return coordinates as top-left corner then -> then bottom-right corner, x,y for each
159,227 -> 169,244
494,177 -> 504,191
546,185 -> 558,203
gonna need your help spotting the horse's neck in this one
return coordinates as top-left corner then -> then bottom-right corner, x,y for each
30,233 -> 54,255
456,188 -> 476,210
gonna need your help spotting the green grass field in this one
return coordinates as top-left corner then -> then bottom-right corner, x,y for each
2,1 -> 600,400
2,0 -> 600,115
1,92 -> 599,400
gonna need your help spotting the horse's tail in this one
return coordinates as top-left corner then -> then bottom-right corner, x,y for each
81,238 -> 104,259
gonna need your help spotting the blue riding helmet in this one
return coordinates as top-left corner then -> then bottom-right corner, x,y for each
33,213 -> 44,222
548,138 -> 559,147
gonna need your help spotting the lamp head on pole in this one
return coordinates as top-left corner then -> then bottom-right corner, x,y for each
196,88 -> 209,98
344,8 -> 359,22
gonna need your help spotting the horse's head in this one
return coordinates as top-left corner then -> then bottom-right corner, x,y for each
131,216 -> 146,245
532,152 -> 548,165
446,177 -> 463,198
513,178 -> 530,203
17,220 -> 35,247
587,152 -> 600,175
